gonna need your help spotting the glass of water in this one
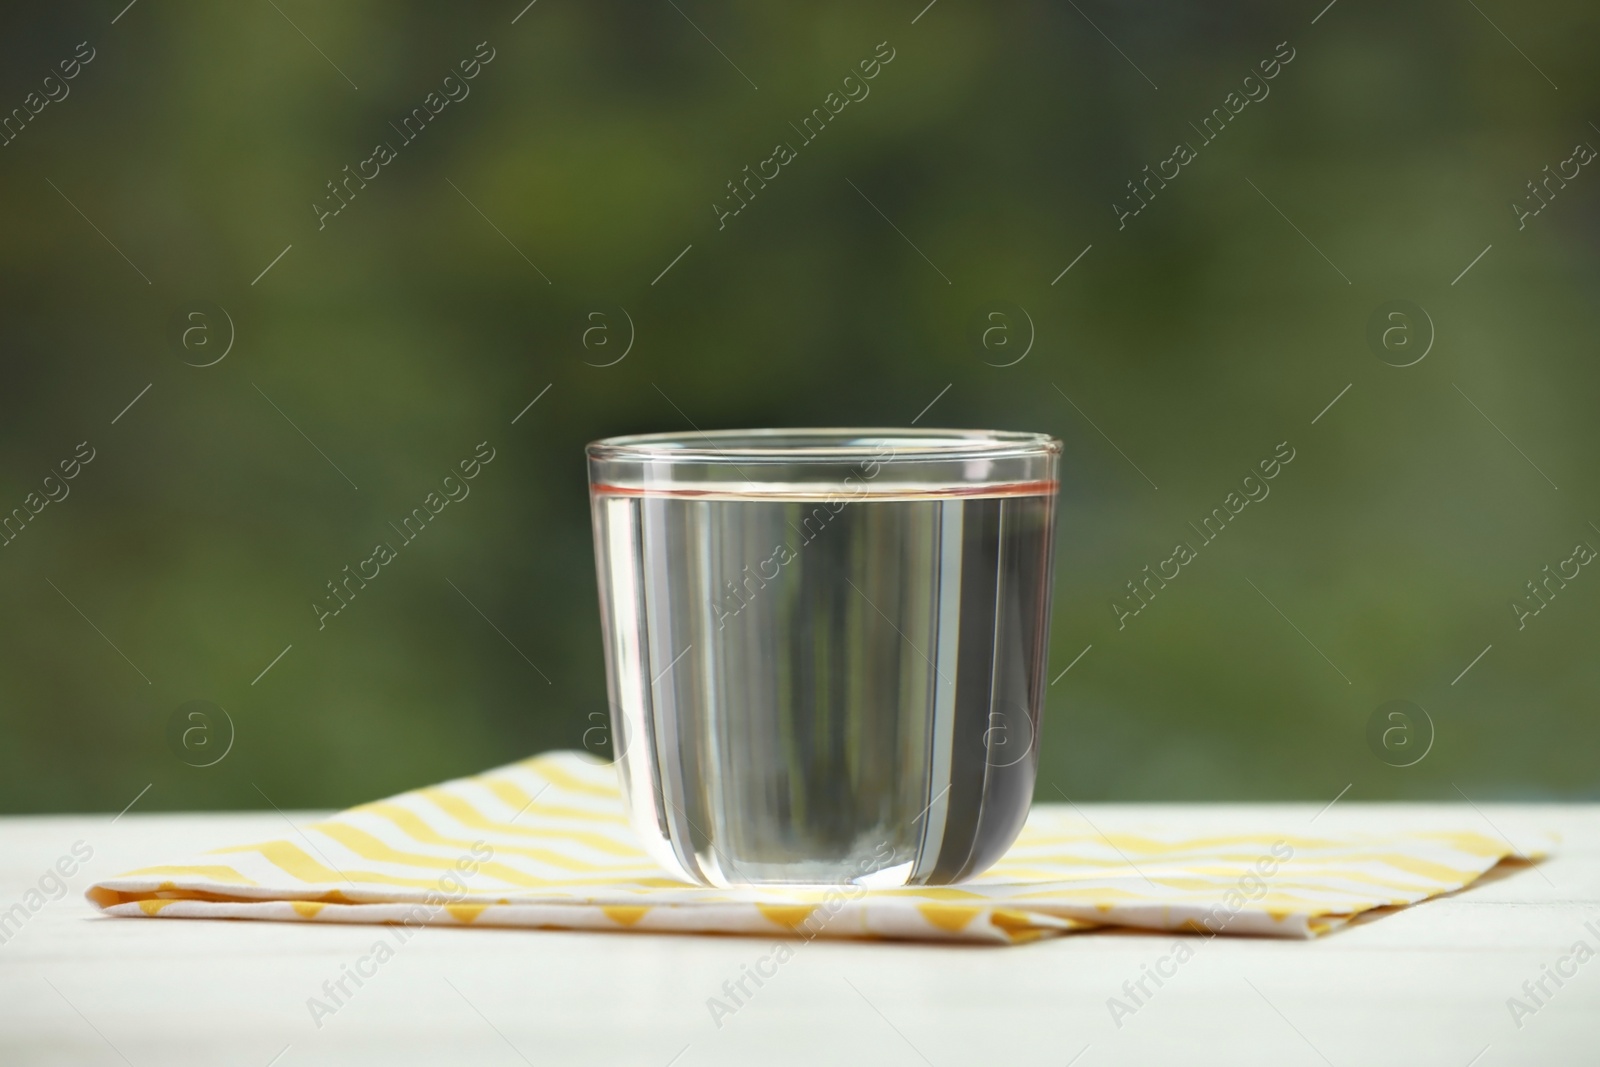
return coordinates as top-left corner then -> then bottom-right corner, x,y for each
587,428 -> 1060,887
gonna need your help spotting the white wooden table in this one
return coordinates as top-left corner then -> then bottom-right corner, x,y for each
1,804 -> 1594,1066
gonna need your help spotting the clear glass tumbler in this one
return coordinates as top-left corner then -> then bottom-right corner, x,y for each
587,428 -> 1060,887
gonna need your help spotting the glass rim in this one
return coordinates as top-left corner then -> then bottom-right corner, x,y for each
586,427 -> 1062,464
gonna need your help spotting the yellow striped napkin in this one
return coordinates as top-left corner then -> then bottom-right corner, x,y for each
87,753 -> 1549,943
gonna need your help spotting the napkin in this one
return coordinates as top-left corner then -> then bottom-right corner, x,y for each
88,752 -> 1549,944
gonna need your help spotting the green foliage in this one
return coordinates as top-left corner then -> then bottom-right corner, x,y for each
0,0 -> 1595,810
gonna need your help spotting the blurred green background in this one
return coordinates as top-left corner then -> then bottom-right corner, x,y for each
1,0 -> 1596,812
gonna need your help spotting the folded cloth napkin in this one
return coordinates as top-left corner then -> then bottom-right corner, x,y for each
88,753 -> 1550,944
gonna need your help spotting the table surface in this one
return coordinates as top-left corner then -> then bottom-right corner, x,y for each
1,803 -> 1595,1067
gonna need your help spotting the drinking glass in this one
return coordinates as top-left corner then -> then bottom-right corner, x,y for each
587,428 -> 1060,887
